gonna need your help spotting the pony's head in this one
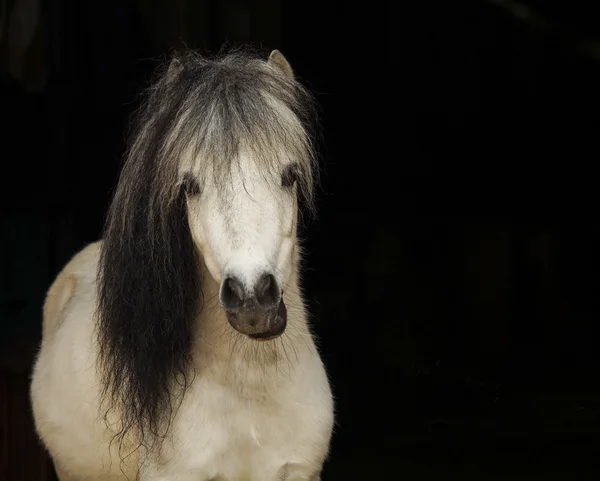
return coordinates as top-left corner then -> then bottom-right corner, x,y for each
180,49 -> 317,339
97,48 -> 318,455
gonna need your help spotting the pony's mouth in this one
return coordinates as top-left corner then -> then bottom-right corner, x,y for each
226,299 -> 287,340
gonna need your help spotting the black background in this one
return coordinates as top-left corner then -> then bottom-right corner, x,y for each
2,0 -> 600,478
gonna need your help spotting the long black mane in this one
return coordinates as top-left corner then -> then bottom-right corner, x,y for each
96,47 -> 318,458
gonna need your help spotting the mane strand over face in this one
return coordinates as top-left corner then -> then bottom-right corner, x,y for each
96,47 -> 319,458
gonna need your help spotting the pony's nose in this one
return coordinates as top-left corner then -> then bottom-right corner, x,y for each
220,273 -> 280,311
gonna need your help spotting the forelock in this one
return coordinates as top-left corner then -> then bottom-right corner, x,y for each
125,48 -> 319,217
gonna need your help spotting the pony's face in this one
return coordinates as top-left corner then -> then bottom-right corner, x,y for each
186,154 -> 299,340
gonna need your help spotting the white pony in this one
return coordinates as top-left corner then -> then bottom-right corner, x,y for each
30,48 -> 334,481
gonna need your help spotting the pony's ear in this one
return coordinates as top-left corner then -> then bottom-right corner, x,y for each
268,50 -> 295,80
166,56 -> 183,83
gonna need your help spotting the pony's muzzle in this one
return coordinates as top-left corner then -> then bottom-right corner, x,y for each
220,273 -> 287,339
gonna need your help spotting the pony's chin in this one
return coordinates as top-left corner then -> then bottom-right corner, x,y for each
248,332 -> 284,341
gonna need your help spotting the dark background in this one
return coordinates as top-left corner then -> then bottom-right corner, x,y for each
2,0 -> 600,479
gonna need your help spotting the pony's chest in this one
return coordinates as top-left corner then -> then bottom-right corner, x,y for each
172,378 -> 332,481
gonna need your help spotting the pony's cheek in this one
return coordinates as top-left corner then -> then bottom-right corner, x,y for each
285,186 -> 298,237
276,237 -> 295,288
192,235 -> 223,284
187,217 -> 220,281
201,251 -> 223,284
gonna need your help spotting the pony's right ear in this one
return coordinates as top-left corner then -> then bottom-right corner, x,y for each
268,50 -> 295,80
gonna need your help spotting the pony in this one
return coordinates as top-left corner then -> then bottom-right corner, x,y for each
29,48 -> 334,481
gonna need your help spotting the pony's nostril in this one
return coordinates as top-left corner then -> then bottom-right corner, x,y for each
254,273 -> 279,307
256,273 -> 272,294
221,276 -> 245,310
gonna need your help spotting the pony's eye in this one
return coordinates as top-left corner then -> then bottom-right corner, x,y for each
281,164 -> 299,188
182,173 -> 202,197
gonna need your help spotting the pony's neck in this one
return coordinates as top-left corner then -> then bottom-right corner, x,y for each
193,252 -> 314,390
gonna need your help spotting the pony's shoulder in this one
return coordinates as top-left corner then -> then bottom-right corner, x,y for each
69,240 -> 103,272
57,240 -> 103,282
42,241 -> 102,342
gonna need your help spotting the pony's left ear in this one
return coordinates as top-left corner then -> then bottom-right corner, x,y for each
268,50 -> 295,80
166,56 -> 182,83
